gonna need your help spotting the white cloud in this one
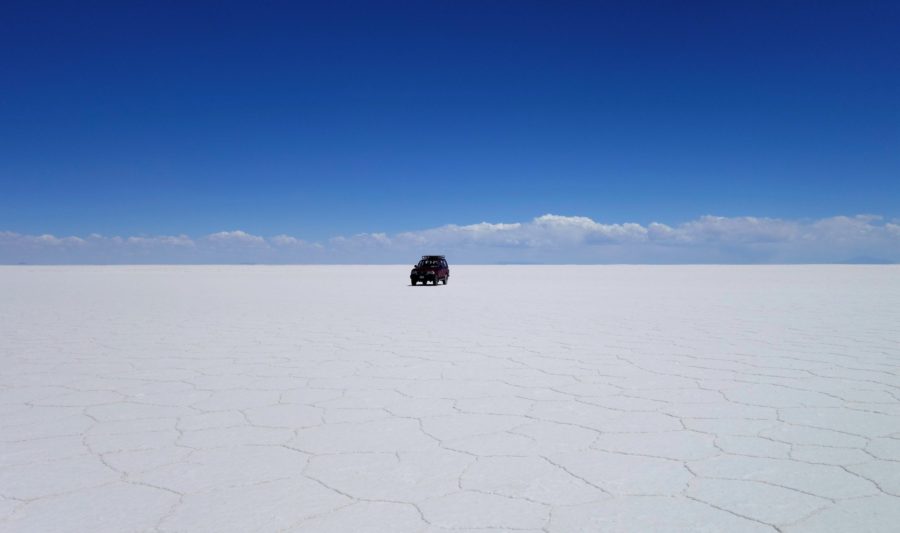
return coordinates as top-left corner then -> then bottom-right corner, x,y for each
270,234 -> 301,246
0,231 -> 86,247
2,215 -> 899,264
532,214 -> 647,243
661,215 -> 801,244
37,234 -> 86,246
126,235 -> 195,247
381,214 -> 900,263
206,230 -> 267,246
887,223 -> 900,237
269,234 -> 323,249
330,232 -> 392,247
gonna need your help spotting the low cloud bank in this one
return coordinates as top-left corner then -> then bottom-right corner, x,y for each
2,214 -> 899,264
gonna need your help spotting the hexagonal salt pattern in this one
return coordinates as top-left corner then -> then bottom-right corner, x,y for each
1,265 -> 899,532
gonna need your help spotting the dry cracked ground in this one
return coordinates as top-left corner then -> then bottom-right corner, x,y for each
1,265 -> 899,532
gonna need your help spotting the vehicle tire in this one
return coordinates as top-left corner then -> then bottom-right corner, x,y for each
411,279 -> 417,286
443,278 -> 448,285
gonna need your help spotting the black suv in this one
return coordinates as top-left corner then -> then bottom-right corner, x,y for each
411,256 -> 449,285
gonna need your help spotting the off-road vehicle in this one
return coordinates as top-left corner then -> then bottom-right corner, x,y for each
410,256 -> 449,285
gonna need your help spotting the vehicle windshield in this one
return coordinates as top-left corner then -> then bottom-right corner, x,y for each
418,259 -> 441,267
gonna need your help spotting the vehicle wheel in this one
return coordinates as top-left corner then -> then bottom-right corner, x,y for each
411,279 -> 417,286
442,278 -> 448,285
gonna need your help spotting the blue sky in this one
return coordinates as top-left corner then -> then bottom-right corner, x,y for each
1,1 -> 899,263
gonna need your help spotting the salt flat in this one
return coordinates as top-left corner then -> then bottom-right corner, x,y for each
1,265 -> 899,532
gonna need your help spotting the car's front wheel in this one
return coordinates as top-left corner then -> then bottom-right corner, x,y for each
411,279 -> 417,286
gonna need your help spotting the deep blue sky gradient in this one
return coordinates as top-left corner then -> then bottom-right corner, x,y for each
2,1 -> 898,240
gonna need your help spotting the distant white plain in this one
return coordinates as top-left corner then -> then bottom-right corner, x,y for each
1,266 -> 899,532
